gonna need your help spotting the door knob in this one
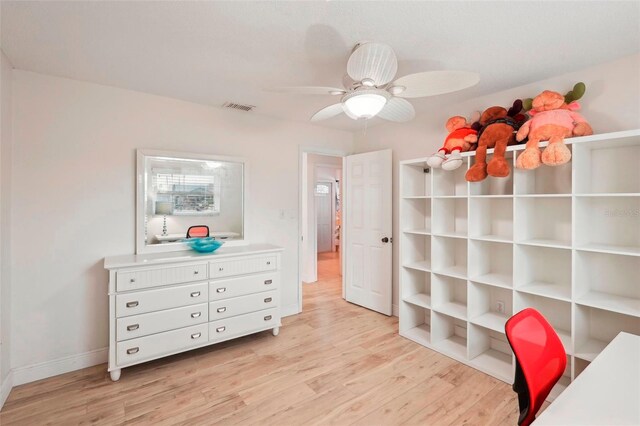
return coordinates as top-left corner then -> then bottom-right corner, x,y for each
382,237 -> 390,243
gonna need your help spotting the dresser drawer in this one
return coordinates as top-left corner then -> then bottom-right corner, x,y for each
117,323 -> 208,366
209,290 -> 278,321
116,282 -> 208,317
117,263 -> 207,292
209,255 -> 277,279
116,303 -> 208,341
209,308 -> 279,343
209,273 -> 278,301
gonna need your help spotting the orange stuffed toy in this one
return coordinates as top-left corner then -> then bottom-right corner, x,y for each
427,115 -> 478,171
465,106 -> 520,182
516,90 -> 593,169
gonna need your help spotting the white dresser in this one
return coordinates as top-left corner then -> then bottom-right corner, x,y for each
103,244 -> 283,381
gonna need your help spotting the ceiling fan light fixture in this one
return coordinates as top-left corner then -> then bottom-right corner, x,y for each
343,90 -> 389,119
388,85 -> 406,95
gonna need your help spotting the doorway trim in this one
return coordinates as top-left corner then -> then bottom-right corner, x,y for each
297,146 -> 350,314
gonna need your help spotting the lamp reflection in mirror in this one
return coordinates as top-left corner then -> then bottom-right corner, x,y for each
155,201 -> 173,236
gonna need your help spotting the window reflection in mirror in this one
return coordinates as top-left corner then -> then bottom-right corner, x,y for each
143,155 -> 244,247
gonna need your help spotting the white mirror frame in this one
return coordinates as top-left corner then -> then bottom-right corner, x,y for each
136,149 -> 249,254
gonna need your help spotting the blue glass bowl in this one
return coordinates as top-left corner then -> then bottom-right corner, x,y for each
183,237 -> 224,253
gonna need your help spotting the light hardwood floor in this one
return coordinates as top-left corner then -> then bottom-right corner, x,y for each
1,252 -> 524,425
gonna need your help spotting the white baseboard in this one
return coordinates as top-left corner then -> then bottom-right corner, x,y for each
1,370 -> 13,410
393,303 -> 399,317
281,304 -> 300,317
12,347 -> 108,387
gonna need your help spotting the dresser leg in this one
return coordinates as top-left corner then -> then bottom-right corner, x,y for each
272,327 -> 280,336
110,369 -> 121,382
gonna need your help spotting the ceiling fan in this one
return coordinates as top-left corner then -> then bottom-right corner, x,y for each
273,42 -> 480,123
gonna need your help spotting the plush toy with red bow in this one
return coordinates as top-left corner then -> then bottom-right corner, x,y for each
427,114 -> 479,171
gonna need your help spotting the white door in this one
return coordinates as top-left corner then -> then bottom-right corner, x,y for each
344,149 -> 393,315
316,181 -> 333,253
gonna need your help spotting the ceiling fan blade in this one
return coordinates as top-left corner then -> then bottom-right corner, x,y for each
377,97 -> 415,122
311,103 -> 345,122
392,71 -> 480,98
271,86 -> 346,95
347,42 -> 398,86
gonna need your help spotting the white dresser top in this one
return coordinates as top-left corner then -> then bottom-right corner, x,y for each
104,243 -> 283,269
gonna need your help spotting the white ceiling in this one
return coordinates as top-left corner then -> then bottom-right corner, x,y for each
2,1 -> 639,131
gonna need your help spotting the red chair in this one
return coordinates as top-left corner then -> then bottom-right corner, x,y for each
505,308 -> 567,426
186,225 -> 209,238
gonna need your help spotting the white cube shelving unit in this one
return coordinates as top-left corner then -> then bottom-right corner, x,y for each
399,130 -> 640,401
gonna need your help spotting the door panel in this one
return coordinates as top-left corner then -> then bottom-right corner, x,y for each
345,149 -> 392,315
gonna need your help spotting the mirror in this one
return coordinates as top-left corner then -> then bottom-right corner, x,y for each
136,150 -> 246,253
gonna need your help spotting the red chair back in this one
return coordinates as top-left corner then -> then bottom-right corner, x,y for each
186,225 -> 210,238
505,308 -> 567,426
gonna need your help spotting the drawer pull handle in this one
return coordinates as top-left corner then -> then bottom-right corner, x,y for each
126,347 -> 139,355
217,307 -> 227,313
191,332 -> 202,339
216,287 -> 226,293
130,278 -> 136,283
190,291 -> 201,298
127,324 -> 140,331
264,315 -> 273,321
267,261 -> 271,265
126,301 -> 139,308
216,326 -> 226,333
218,267 -> 224,272
191,312 -> 201,318
264,280 -> 273,285
264,297 -> 273,303
194,270 -> 199,275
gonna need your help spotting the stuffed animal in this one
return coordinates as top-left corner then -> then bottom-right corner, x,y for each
465,105 -> 523,182
427,115 -> 479,171
516,90 -> 593,169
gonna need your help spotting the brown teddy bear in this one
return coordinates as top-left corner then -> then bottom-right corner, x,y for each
516,90 -> 593,169
465,106 -> 521,182
427,115 -> 479,171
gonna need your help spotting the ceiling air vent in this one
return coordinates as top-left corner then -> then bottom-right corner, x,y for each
222,102 -> 256,112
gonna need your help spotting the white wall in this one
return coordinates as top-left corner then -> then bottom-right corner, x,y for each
10,70 -> 354,375
302,154 -> 342,282
0,49 -> 13,402
354,53 -> 640,314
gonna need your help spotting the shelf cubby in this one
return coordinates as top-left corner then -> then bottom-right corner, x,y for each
514,245 -> 571,301
575,196 -> 640,255
401,268 -> 431,309
469,240 -> 513,288
469,324 -> 513,383
432,198 -> 467,238
514,292 -> 572,354
514,197 -> 571,248
469,197 -> 513,242
574,305 -> 640,361
432,274 -> 467,320
575,251 -> 640,317
573,138 -> 640,194
514,156 -> 572,195
401,198 -> 431,235
399,303 -> 431,346
468,282 -> 512,333
432,236 -> 467,279
549,356 -> 572,400
433,165 -> 468,197
402,233 -> 432,272
574,358 -> 591,378
431,312 -> 467,360
401,162 -> 432,198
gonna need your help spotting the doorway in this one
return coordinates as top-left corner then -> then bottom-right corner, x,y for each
301,153 -> 343,288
